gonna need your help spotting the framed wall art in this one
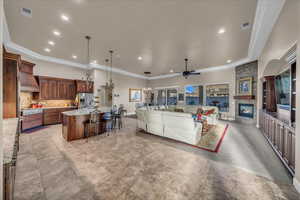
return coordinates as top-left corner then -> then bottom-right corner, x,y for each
129,88 -> 142,102
238,77 -> 252,96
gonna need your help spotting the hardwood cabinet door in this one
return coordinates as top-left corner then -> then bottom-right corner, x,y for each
68,82 -> 76,99
3,59 -> 18,118
39,79 -> 49,100
58,80 -> 68,99
87,82 -> 94,93
49,80 -> 58,99
76,80 -> 93,93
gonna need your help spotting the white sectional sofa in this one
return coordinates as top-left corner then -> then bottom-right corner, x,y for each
144,105 -> 219,125
136,109 -> 203,145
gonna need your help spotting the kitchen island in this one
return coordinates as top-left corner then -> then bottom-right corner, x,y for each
62,109 -> 106,141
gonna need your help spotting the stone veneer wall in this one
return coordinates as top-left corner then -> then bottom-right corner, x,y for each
235,61 -> 258,124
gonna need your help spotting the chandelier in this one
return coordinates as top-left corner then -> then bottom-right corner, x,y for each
84,35 -> 93,86
105,50 -> 114,89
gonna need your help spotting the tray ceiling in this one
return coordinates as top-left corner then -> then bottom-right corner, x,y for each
5,0 -> 258,77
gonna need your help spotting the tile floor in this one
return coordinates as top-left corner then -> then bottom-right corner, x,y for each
14,118 -> 300,200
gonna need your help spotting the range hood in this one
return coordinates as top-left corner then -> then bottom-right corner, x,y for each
19,60 -> 40,92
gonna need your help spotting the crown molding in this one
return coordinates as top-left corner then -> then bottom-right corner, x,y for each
3,0 -> 286,81
248,0 -> 286,60
5,41 -> 149,80
148,57 -> 251,80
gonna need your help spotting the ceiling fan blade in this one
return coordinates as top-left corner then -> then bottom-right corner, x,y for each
189,72 -> 201,75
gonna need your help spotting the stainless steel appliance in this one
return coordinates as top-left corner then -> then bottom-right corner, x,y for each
77,93 -> 94,108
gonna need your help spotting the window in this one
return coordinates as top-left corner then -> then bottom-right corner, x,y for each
167,89 -> 178,105
206,84 -> 229,112
185,85 -> 203,105
157,89 -> 166,105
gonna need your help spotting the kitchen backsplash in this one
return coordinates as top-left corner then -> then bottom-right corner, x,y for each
20,92 -> 75,109
20,92 -> 33,108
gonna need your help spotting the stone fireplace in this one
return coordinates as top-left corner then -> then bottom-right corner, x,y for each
235,61 -> 258,124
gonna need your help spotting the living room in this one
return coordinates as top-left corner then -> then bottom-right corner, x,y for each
1,0 -> 300,199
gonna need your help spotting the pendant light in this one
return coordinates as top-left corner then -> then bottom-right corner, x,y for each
108,50 -> 114,89
84,35 -> 93,87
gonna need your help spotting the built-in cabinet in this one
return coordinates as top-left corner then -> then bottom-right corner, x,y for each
262,81 -> 267,110
76,80 -> 94,93
259,110 -> 295,175
33,76 -> 77,100
265,76 -> 277,112
21,113 -> 43,131
291,62 -> 296,127
3,50 -> 20,119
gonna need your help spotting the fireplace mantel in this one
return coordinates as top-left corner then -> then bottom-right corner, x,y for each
234,95 -> 255,100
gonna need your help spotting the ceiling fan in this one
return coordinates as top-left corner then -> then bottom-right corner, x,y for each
174,58 -> 201,79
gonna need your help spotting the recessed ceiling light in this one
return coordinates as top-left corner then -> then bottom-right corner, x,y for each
138,56 -> 143,60
48,41 -> 55,46
170,69 -> 174,73
218,28 -> 226,34
241,22 -> 251,30
61,14 -> 70,22
44,48 -> 51,52
72,55 -> 77,59
90,60 -> 97,64
53,30 -> 61,36
227,59 -> 232,63
20,7 -> 32,18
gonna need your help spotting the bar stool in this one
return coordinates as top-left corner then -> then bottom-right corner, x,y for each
84,110 -> 101,141
103,112 -> 113,135
113,107 -> 125,129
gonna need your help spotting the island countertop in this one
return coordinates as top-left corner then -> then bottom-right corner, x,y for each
61,108 -> 96,116
3,118 -> 19,164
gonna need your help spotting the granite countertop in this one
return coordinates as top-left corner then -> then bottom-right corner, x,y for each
62,108 -> 96,116
22,106 -> 77,111
3,118 -> 19,164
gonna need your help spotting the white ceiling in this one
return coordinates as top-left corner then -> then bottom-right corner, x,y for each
4,0 -> 258,77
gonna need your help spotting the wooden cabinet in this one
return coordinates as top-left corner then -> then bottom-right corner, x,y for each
76,80 -> 94,93
21,113 -> 43,132
265,76 -> 277,112
20,60 -> 34,74
34,77 -> 77,100
3,50 -> 20,119
43,108 -> 76,125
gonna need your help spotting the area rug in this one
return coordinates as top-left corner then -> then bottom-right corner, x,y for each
195,123 -> 229,153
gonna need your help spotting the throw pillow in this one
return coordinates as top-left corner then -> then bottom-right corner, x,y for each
204,109 -> 215,115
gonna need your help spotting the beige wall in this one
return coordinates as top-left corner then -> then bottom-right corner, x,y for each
21,57 -> 86,80
147,67 -> 236,117
257,0 -> 299,189
93,69 -> 147,114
